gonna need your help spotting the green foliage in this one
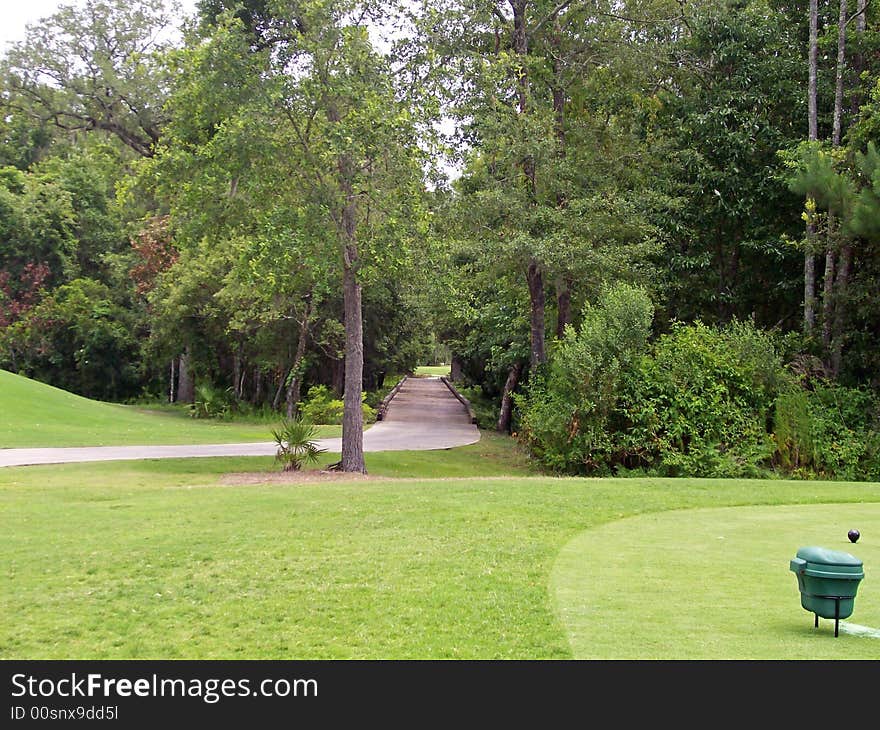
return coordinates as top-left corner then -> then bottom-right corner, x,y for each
625,319 -> 786,477
272,416 -> 327,472
775,383 -> 880,481
1,0 -> 177,158
0,165 -> 77,283
774,390 -> 816,473
456,384 -> 501,431
656,0 -> 805,327
0,278 -> 142,401
516,283 -> 655,473
298,385 -> 377,425
518,306 -> 880,481
189,383 -> 234,420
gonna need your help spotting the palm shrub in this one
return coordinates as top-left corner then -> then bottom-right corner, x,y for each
189,383 -> 233,419
272,417 -> 327,472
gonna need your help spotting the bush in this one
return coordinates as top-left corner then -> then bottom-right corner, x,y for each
515,283 -> 655,474
298,384 -> 377,425
515,295 -> 880,480
623,319 -> 786,477
775,383 -> 880,480
189,383 -> 233,419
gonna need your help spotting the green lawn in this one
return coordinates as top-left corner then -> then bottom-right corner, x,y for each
0,369 -> 340,447
413,365 -> 451,377
2,432 -> 878,659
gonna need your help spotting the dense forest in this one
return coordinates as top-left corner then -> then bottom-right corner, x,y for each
1,0 -> 879,478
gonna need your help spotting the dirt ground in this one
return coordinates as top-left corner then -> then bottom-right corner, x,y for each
218,470 -> 377,485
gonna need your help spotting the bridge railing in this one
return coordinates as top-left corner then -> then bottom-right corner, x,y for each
376,375 -> 408,421
440,376 -> 478,424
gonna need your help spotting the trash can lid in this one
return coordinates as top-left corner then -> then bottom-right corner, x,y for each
796,546 -> 862,567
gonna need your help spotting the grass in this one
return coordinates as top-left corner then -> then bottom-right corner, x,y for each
552,503 -> 880,658
413,365 -> 451,377
2,431 -> 879,659
0,369 -> 341,448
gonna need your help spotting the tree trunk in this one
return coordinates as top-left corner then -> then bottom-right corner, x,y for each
825,0 -> 850,367
253,367 -> 262,406
823,244 -> 836,351
832,0 -> 848,148
851,1 -> 867,114
450,355 -> 463,382
177,348 -> 194,404
341,257 -> 365,472
830,243 -> 853,377
555,277 -> 572,338
233,348 -> 242,400
331,357 -> 345,396
551,22 -> 571,342
496,362 -> 523,434
512,1 -> 529,115
285,296 -> 312,419
338,151 -> 366,473
273,365 -> 290,411
512,1 -> 544,368
168,358 -> 175,403
805,0 -> 819,335
527,260 -> 546,369
809,0 -> 818,143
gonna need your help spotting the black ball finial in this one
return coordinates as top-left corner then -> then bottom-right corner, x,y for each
848,529 -> 860,543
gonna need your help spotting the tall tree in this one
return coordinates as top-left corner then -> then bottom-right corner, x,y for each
805,0 -> 820,334
1,0 -> 182,158
150,2 -> 429,471
426,0 -> 673,416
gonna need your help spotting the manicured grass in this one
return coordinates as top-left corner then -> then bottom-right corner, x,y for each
2,437 -> 878,659
413,365 -> 451,377
552,503 -> 880,658
0,369 -> 341,447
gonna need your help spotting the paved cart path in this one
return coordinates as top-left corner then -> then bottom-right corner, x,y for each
0,377 -> 480,468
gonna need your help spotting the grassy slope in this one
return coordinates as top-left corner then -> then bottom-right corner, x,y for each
2,433 -> 879,659
0,370 -> 340,448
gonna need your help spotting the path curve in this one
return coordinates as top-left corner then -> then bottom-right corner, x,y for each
0,377 -> 480,468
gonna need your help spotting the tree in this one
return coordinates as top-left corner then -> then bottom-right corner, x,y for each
0,278 -> 142,399
1,0 -> 182,158
146,3 -> 430,471
656,1 -> 805,328
424,1 -> 677,418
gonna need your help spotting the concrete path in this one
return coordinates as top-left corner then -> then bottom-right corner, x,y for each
0,377 -> 480,468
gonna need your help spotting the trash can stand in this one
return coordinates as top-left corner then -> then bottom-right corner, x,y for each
789,546 -> 865,637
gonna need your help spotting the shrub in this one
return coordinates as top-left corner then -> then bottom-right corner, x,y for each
189,383 -> 233,419
298,384 -> 377,424
623,319 -> 786,476
272,417 -> 327,471
515,283 -> 655,473
775,383 -> 880,480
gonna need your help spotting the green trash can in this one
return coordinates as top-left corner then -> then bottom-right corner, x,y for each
789,546 -> 865,636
